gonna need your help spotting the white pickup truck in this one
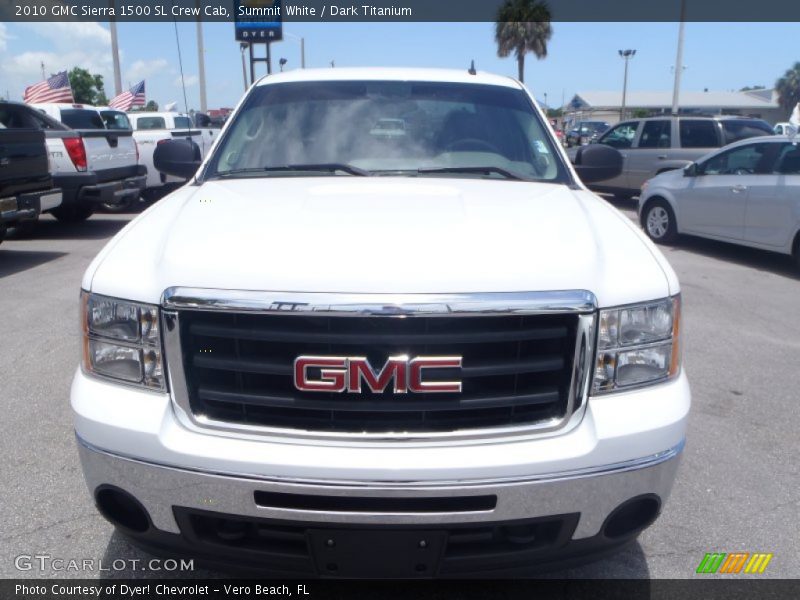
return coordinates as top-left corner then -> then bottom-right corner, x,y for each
72,68 -> 690,576
127,111 -> 215,195
30,103 -> 146,219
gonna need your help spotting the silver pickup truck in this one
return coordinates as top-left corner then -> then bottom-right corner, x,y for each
584,115 -> 774,197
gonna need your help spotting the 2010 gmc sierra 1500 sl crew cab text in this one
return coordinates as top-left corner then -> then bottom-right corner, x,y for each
71,68 -> 690,577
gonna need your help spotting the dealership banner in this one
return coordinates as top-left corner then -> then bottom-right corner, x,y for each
4,579 -> 800,599
5,0 -> 800,22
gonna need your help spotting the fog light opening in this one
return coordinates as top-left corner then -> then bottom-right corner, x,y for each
95,486 -> 150,534
603,495 -> 661,540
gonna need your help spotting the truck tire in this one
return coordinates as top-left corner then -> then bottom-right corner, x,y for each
12,219 -> 37,238
52,204 -> 95,223
0,225 -> 6,245
100,195 -> 135,213
642,198 -> 678,244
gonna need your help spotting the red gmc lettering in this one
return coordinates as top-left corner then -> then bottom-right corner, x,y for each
294,356 -> 462,394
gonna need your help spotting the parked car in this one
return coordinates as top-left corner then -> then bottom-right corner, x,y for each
72,68 -> 689,576
566,120 -> 610,147
639,135 -> 800,268
0,125 -> 61,241
588,116 -> 775,198
773,122 -> 797,136
127,111 -> 214,195
27,102 -> 146,218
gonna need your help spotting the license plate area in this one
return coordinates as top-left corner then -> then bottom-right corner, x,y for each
308,529 -> 446,577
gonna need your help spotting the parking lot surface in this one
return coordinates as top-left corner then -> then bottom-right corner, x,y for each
1,199 -> 798,579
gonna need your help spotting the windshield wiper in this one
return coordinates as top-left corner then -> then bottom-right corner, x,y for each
213,163 -> 369,178
416,166 -> 527,181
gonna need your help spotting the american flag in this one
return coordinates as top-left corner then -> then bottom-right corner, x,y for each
109,80 -> 146,111
23,71 -> 74,104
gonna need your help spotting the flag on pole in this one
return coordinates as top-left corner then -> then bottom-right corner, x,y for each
23,71 -> 74,104
109,80 -> 146,111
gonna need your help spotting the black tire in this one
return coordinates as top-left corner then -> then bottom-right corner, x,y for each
11,219 -> 37,238
0,225 -> 6,245
51,203 -> 95,223
642,198 -> 678,244
793,234 -> 800,272
100,195 -> 135,213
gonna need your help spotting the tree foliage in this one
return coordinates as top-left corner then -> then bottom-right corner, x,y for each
495,0 -> 552,83
775,62 -> 800,116
68,67 -> 108,105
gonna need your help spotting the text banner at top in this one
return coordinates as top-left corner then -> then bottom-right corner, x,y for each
5,0 -> 800,22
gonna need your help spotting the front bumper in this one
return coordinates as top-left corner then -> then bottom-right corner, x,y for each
72,367 -> 689,573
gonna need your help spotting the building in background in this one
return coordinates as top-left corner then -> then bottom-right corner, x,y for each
564,89 -> 782,126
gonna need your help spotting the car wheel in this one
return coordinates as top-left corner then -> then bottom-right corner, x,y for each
0,225 -> 6,245
51,204 -> 95,223
100,195 -> 135,213
793,235 -> 800,272
12,219 -> 37,238
643,199 -> 678,244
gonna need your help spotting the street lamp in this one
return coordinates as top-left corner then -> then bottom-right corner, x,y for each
618,49 -> 636,121
279,58 -> 288,72
240,43 -> 249,92
282,32 -> 306,69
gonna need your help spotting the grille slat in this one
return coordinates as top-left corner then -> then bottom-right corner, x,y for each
189,322 -> 568,345
197,385 -> 561,412
179,312 -> 578,434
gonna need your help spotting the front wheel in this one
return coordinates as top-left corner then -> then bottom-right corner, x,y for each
51,204 -> 95,223
643,199 -> 678,244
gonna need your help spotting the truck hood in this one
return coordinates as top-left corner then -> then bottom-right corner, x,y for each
87,178 -> 676,307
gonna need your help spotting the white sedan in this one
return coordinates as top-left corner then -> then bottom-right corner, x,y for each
638,136 -> 800,269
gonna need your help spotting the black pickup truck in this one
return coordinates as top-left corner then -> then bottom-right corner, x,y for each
0,127 -> 61,243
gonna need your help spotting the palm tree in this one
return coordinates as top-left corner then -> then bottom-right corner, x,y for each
775,62 -> 800,117
495,0 -> 552,83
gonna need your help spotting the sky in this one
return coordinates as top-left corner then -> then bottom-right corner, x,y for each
1,21 -> 798,110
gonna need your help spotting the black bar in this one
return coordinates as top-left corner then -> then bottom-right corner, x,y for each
254,491 -> 497,512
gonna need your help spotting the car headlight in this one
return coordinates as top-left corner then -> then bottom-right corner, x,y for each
592,295 -> 681,393
81,291 -> 165,390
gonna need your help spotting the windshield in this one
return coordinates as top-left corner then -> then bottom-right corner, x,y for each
100,110 -> 132,130
207,80 -> 567,182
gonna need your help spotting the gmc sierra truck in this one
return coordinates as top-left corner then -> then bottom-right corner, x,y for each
72,68 -> 690,577
0,126 -> 61,242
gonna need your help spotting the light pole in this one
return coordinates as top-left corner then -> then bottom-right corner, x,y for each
618,49 -> 636,121
240,43 -> 249,92
282,32 -> 306,69
671,0 -> 687,115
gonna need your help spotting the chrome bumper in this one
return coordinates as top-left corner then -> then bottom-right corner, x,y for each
77,436 -> 683,540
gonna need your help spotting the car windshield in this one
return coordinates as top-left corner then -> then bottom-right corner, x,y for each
207,80 -> 567,182
100,110 -> 132,130
581,122 -> 608,133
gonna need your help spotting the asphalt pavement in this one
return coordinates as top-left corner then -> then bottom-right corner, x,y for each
1,198 -> 798,580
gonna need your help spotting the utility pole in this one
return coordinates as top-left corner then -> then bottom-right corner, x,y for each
671,0 -> 687,116
240,43 -> 249,91
618,49 -> 636,121
196,19 -> 208,112
110,20 -> 123,96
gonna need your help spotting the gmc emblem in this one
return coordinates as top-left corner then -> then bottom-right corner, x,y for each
294,356 -> 463,394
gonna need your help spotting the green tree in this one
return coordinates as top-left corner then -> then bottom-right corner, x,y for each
68,67 -> 108,105
131,100 -> 158,112
495,0 -> 552,83
775,62 -> 800,116
739,85 -> 765,91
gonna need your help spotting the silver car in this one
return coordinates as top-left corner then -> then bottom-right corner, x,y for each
638,136 -> 800,269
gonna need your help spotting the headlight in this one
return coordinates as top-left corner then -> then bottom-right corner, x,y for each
592,296 -> 681,393
81,291 -> 165,390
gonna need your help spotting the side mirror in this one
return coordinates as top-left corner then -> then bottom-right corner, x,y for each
684,163 -> 698,177
153,139 -> 202,180
573,143 -> 623,184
